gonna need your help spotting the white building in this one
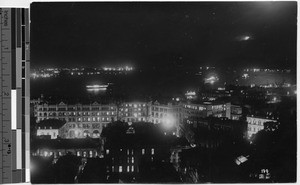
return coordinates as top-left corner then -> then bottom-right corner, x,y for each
37,126 -> 59,139
247,116 -> 277,138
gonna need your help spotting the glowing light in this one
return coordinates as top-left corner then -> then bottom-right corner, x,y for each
162,114 -> 175,129
86,84 -> 108,92
244,36 -> 250,40
204,75 -> 219,84
242,73 -> 249,79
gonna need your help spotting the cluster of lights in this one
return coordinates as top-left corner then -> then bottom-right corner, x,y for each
31,66 -> 134,78
244,68 -> 291,73
185,91 -> 197,100
199,66 -> 215,70
86,84 -> 108,92
103,66 -> 133,71
241,73 -> 249,79
204,75 -> 219,84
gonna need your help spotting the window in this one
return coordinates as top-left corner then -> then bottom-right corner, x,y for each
119,166 -> 122,173
131,166 -> 134,172
142,149 -> 145,155
89,151 -> 93,157
127,149 -> 130,155
112,166 -> 114,172
106,149 -> 109,155
131,149 -> 134,155
131,157 -> 134,163
151,148 -> 155,155
127,166 -> 130,172
77,151 -> 81,156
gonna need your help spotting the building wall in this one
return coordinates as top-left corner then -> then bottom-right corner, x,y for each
36,128 -> 59,139
34,101 -> 236,137
246,116 -> 276,138
35,102 -> 117,123
33,148 -> 99,158
118,102 -> 148,123
58,122 -> 104,139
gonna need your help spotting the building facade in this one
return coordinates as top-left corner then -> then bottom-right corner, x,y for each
58,122 -> 103,139
34,101 -> 238,139
246,116 -> 277,138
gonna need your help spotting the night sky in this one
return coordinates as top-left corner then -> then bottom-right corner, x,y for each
30,2 -> 297,69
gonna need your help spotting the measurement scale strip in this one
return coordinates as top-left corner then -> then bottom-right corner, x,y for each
0,8 -> 30,184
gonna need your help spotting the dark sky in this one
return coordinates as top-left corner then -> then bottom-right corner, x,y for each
30,2 -> 297,69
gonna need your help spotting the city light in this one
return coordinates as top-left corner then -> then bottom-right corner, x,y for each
86,84 -> 108,91
162,114 -> 175,129
204,75 -> 219,84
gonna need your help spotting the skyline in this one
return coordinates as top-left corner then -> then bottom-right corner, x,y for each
30,2 -> 297,69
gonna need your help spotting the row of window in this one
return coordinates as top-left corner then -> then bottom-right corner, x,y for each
112,165 -> 135,173
38,111 -> 116,116
38,106 -> 116,111
36,150 -> 97,158
248,126 -> 263,132
106,148 -> 154,155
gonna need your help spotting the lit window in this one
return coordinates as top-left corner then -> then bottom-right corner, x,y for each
107,112 -> 109,115
89,151 -> 93,157
77,151 -> 80,156
131,157 -> 134,163
134,104 -> 137,108
131,149 -> 134,155
127,166 -> 130,172
112,166 -> 114,172
106,149 -> 109,155
142,149 -> 145,155
119,166 -> 122,172
127,149 -> 130,155
131,166 -> 134,172
133,113 -> 137,117
151,148 -> 154,155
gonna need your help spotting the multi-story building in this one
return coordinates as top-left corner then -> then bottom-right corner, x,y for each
101,121 -> 176,182
34,101 -> 238,139
118,102 -> 149,122
231,105 -> 243,120
183,101 -> 231,121
34,102 -> 118,123
58,122 -> 103,139
31,138 -> 101,159
246,116 -> 277,138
